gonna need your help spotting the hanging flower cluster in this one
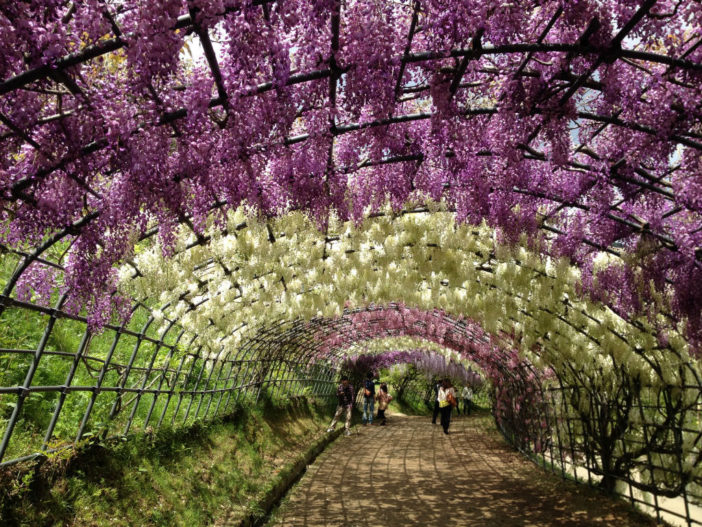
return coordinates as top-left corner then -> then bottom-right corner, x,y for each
340,349 -> 482,388
340,350 -> 424,380
0,0 -> 700,341
121,208 -> 694,377
338,335 -> 452,358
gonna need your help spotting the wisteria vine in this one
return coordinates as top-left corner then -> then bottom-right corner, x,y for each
340,349 -> 483,388
0,0 -> 700,343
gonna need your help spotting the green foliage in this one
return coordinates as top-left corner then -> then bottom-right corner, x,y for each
387,394 -> 429,416
0,289 -> 206,464
0,397 -> 335,526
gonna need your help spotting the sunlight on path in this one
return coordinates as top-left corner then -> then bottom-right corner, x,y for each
270,413 -> 658,527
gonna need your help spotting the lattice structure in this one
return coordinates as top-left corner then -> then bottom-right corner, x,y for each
1,1 -> 702,525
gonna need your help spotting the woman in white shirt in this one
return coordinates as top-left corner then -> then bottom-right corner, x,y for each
462,385 -> 473,415
437,379 -> 457,435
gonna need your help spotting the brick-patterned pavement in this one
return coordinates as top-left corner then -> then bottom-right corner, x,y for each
270,413 -> 658,527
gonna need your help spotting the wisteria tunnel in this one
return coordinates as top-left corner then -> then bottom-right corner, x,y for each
0,0 -> 701,525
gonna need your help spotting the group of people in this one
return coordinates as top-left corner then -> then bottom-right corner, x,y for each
326,374 -> 475,437
327,373 -> 392,436
431,379 -> 473,435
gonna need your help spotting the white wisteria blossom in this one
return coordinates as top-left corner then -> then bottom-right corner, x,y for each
120,207 -> 697,393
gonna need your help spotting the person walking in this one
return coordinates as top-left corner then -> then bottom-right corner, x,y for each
375,383 -> 393,426
462,385 -> 473,416
362,372 -> 376,425
438,379 -> 457,435
431,380 -> 441,424
327,376 -> 355,436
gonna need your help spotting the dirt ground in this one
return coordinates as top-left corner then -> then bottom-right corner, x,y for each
269,412 -> 660,527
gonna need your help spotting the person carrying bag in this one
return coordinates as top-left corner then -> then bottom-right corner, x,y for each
375,383 -> 393,426
437,379 -> 457,435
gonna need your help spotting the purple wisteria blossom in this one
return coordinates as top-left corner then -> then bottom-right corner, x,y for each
0,0 -> 700,344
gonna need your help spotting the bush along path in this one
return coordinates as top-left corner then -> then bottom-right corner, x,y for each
0,397 -> 337,527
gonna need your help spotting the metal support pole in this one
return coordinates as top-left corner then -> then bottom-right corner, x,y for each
0,293 -> 65,463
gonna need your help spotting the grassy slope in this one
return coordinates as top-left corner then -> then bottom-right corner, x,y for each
0,397 -> 336,527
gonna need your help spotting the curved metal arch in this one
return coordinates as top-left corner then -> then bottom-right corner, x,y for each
233,307 -> 543,428
0,2 -> 699,316
0,6 -> 700,521
129,210 -> 676,370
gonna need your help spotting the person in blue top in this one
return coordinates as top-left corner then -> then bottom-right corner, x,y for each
362,372 -> 376,425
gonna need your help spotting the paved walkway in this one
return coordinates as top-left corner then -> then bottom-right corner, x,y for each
270,413 -> 658,526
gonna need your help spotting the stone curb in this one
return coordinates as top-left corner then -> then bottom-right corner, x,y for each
238,426 -> 345,527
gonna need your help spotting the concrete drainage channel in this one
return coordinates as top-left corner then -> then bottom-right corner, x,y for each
238,427 -> 344,527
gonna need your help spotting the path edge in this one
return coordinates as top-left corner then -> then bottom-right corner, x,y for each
239,426 -> 344,527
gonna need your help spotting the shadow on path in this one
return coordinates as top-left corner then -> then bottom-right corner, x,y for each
270,413 -> 659,526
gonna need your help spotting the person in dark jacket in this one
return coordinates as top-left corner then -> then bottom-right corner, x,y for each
362,372 -> 376,425
327,376 -> 355,436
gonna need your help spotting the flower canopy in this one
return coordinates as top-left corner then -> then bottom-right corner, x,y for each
0,0 -> 700,342
1,2 -> 702,521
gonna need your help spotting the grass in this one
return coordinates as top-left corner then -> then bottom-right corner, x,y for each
0,396 -> 336,527
387,394 -> 431,416
387,391 -> 491,418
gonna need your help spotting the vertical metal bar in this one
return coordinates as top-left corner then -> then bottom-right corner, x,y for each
142,329 -> 186,430
681,449 -> 693,527
291,360 -> 304,397
306,358 -> 324,398
255,355 -> 276,403
273,360 -> 290,399
559,378 -> 578,482
638,387 -> 660,521
249,327 -> 284,403
123,320 -> 177,435
212,360 -> 237,417
253,339 -> 277,403
270,360 -> 284,399
182,355 -> 208,425
203,348 -> 232,419
193,349 -> 224,420
233,360 -> 254,406
306,363 -> 320,397
41,328 -> 91,450
170,347 -> 202,427
75,312 -> 133,443
220,333 -> 266,413
153,333 -> 196,429
585,391 -> 593,486
298,358 -> 315,397
325,366 -> 337,397
325,368 -> 336,397
156,353 -> 188,430
108,316 -> 155,420
550,387 -> 567,479
218,358 -> 242,415
0,293 -> 65,463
